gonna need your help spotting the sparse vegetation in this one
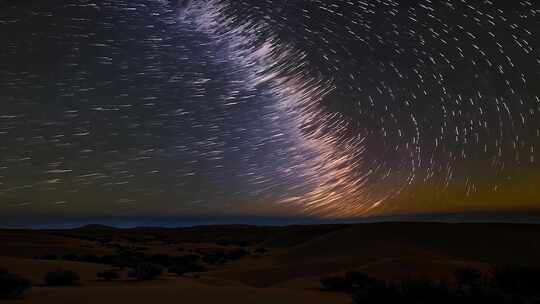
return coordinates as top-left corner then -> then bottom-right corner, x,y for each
321,267 -> 540,304
0,269 -> 31,299
492,265 -> 540,297
321,275 -> 354,292
200,250 -> 227,265
80,254 -> 101,264
128,263 -> 163,281
454,267 -> 483,291
254,247 -> 268,255
39,254 -> 59,260
226,248 -> 249,260
4,223 -> 540,303
168,263 -> 206,276
44,269 -> 80,286
97,270 -> 120,281
62,253 -> 81,261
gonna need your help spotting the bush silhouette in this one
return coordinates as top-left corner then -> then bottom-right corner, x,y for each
80,254 -> 100,263
321,267 -> 540,304
97,270 -> 120,281
492,265 -> 540,296
40,254 -> 58,260
345,271 -> 382,290
321,275 -> 353,292
168,263 -> 206,276
44,269 -> 80,286
226,248 -> 249,260
201,250 -> 227,265
62,253 -> 80,261
0,270 -> 31,299
147,254 -> 176,268
129,263 -> 162,281
254,247 -> 268,254
454,267 -> 483,291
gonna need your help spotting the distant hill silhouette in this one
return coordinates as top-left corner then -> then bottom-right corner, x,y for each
75,224 -> 116,230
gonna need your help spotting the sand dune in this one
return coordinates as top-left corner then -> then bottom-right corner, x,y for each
1,223 -> 539,303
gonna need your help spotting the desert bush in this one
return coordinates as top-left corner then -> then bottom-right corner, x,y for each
322,272 -> 391,297
199,248 -> 248,264
321,275 -> 353,292
168,263 -> 206,276
254,247 -> 268,254
174,254 -> 200,265
492,265 -> 540,296
351,283 -> 399,304
399,278 -> 451,301
346,272 -> 385,291
236,241 -> 250,247
216,240 -> 231,247
129,263 -> 162,281
97,270 -> 120,281
100,254 -> 127,267
0,271 -> 31,299
40,254 -> 58,260
44,269 -> 80,286
350,276 -> 455,304
80,254 -> 100,263
62,253 -> 80,261
148,254 -> 176,268
454,267 -> 483,291
321,268 -> 537,304
201,250 -> 227,265
226,248 -> 249,260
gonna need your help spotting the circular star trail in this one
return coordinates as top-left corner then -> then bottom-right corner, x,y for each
0,0 -> 539,219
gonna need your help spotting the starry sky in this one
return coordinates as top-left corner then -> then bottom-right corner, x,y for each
1,0 -> 539,224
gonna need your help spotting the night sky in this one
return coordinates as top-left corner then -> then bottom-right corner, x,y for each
1,0 -> 539,223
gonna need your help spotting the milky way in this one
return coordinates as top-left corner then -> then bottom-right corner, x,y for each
0,0 -> 539,219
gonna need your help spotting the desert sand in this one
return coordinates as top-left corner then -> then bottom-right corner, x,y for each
1,223 -> 539,303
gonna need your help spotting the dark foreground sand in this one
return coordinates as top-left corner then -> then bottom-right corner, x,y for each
1,222 -> 539,303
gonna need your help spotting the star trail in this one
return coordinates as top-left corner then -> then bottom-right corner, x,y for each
0,0 -> 539,220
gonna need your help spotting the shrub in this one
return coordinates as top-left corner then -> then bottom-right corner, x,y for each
345,271 -> 383,291
129,263 -> 162,281
454,267 -> 483,291
492,265 -> 540,296
321,275 -> 353,292
216,240 -> 230,247
62,253 -> 80,261
342,269 -> 536,304
148,254 -> 176,268
226,248 -> 249,260
40,254 -> 58,260
254,247 -> 268,254
168,263 -> 206,276
201,250 -> 227,265
79,254 -> 100,263
351,282 -> 399,304
0,271 -> 31,299
399,278 -> 450,300
97,270 -> 120,281
44,269 -> 80,286
321,272 -> 389,295
100,255 -> 124,267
